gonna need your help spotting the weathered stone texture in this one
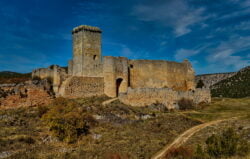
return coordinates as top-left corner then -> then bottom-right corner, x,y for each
128,59 -> 195,91
196,72 -> 236,88
0,80 -> 53,108
31,25 -> 210,107
119,88 -> 211,109
103,56 -> 128,97
72,25 -> 103,77
58,76 -> 104,98
32,65 -> 67,94
68,60 -> 73,76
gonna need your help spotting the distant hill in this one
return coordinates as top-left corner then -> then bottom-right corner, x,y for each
196,72 -> 236,88
211,66 -> 250,98
0,71 -> 31,84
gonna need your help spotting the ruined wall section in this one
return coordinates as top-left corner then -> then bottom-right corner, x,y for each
72,25 -> 103,77
32,65 -> 67,94
119,88 -> 211,109
128,59 -> 195,91
103,56 -> 128,97
0,80 -> 53,108
58,76 -> 104,98
195,72 -> 236,88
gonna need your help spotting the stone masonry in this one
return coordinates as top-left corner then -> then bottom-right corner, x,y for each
32,25 -> 211,109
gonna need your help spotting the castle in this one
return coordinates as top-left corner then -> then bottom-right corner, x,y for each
32,25 -> 210,109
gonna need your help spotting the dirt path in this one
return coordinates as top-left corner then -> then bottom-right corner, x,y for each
151,118 -> 237,159
102,98 -> 118,106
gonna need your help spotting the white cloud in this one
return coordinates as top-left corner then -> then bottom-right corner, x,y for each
206,36 -> 250,70
215,21 -> 250,33
175,49 -> 200,61
132,0 -> 207,36
175,45 -> 209,61
217,7 -> 250,20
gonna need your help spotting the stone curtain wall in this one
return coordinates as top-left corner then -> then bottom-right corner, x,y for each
195,72 -> 236,88
119,88 -> 211,109
59,76 -> 104,98
128,59 -> 195,91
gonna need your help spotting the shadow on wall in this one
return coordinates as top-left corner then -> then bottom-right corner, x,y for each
116,78 -> 123,97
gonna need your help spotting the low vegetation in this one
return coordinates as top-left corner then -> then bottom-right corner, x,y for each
42,98 -> 97,143
193,128 -> 249,159
0,96 -> 249,158
211,66 -> 250,98
0,96 -> 201,159
178,98 -> 195,110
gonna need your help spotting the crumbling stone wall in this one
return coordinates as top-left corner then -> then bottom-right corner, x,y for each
58,76 -> 104,98
103,56 -> 128,97
119,88 -> 211,109
128,59 -> 195,91
196,72 -> 236,88
32,65 -> 67,94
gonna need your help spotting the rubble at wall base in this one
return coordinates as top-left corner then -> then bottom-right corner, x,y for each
119,88 -> 211,110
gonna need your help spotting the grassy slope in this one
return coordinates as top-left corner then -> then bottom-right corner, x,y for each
183,98 -> 250,122
0,97 -> 249,159
0,71 -> 31,84
182,98 -> 250,159
211,66 -> 250,98
0,97 -> 200,159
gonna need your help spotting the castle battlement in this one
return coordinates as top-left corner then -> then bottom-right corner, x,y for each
72,25 -> 102,34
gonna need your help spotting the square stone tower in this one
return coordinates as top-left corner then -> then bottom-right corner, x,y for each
70,25 -> 103,77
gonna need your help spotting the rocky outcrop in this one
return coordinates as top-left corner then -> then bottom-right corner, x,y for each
195,72 -> 236,88
0,80 -> 54,108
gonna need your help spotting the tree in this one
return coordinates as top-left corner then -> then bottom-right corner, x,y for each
196,80 -> 205,88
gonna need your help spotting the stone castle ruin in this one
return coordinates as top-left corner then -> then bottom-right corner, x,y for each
32,25 -> 210,109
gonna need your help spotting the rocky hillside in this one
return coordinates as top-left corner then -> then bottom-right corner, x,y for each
195,72 -> 236,88
211,66 -> 250,98
0,71 -> 31,84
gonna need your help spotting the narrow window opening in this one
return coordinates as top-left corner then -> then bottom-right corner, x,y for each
93,55 -> 97,60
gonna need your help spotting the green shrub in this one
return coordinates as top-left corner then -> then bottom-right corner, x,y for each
193,144 -> 209,159
42,98 -> 97,143
178,98 -> 195,110
37,106 -> 49,118
196,80 -> 205,88
194,128 -> 250,158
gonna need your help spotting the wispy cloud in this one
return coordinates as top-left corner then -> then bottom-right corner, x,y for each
206,35 -> 250,70
175,45 -> 209,61
132,0 -> 208,36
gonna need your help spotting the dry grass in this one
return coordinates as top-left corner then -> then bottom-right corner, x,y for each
182,97 -> 250,122
0,97 -> 249,159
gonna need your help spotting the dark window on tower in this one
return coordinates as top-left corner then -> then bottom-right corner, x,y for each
93,55 -> 97,60
130,64 -> 133,68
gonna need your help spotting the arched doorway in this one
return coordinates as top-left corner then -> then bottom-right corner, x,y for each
116,78 -> 123,97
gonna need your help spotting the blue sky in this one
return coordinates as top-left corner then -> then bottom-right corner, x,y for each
0,0 -> 249,74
